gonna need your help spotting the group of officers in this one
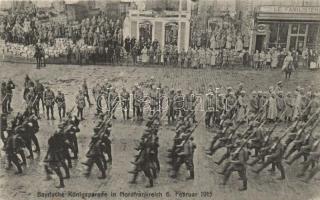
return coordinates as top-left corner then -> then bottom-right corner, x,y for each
1,75 -> 320,190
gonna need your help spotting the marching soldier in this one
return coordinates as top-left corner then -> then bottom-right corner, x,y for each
43,86 -> 55,120
120,87 -> 130,120
44,129 -> 67,188
5,127 -> 24,174
171,133 -> 196,180
76,90 -> 86,120
55,90 -> 66,120
83,127 -> 107,179
1,113 -> 7,145
252,136 -> 286,180
220,139 -> 249,191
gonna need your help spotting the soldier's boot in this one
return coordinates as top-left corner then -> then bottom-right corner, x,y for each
220,170 -> 232,185
146,178 -> 153,188
12,155 -> 23,174
122,111 -> 126,121
303,167 -> 320,183
252,161 -> 271,174
268,163 -> 276,172
96,159 -> 106,179
32,135 -> 40,152
186,170 -> 194,180
44,166 -> 53,180
19,151 -> 27,165
51,110 -> 55,120
127,109 -> 130,120
297,161 -> 312,177
276,163 -> 286,180
46,111 -> 50,120
239,179 -> 247,191
61,161 -> 70,178
55,169 -> 65,188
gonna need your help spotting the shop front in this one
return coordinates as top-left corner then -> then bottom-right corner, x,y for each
251,5 -> 320,54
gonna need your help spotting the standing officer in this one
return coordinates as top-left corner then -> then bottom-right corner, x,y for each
6,79 -> 15,112
167,89 -> 176,124
44,86 -> 55,120
55,90 -> 66,120
82,79 -> 93,106
205,90 -> 215,128
120,87 -> 130,120
34,80 -> 45,116
76,90 -> 86,120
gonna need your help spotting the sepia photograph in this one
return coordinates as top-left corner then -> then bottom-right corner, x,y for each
0,0 -> 320,199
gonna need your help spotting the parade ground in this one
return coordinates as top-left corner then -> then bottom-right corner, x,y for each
1,62 -> 320,200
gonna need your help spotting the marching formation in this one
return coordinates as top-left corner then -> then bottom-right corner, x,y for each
1,74 -> 320,191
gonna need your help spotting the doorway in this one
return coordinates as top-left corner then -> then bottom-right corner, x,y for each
255,35 -> 265,52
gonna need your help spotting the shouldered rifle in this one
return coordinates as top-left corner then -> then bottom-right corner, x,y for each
273,108 -> 320,151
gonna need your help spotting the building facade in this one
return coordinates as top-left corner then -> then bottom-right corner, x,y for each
249,0 -> 320,53
123,0 -> 191,52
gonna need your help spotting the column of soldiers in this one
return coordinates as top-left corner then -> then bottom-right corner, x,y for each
201,82 -> 320,191
129,112 -> 161,188
3,108 -> 40,174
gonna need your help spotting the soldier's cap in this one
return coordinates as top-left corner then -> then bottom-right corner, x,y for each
218,93 -> 225,97
208,92 -> 214,95
252,90 -> 257,95
181,133 -> 188,139
240,90 -> 246,94
257,91 -> 263,94
277,81 -> 282,86
227,87 -> 232,91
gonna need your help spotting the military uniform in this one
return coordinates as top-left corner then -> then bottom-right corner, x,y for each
6,79 -> 15,112
204,92 -> 215,128
34,81 -> 45,115
43,88 -> 55,120
222,145 -> 249,191
174,90 -> 184,118
167,90 -> 176,124
134,87 -> 144,121
253,137 -> 286,180
120,88 -> 130,120
55,92 -> 66,120
76,91 -> 86,120
82,80 -> 93,106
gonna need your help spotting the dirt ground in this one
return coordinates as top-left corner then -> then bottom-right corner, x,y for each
0,62 -> 320,200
